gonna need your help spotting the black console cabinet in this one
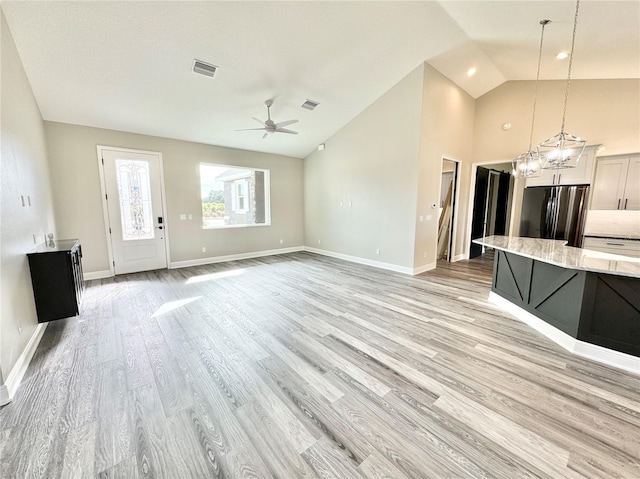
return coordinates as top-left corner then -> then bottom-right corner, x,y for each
27,239 -> 84,323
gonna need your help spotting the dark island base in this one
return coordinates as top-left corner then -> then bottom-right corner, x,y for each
492,250 -> 640,358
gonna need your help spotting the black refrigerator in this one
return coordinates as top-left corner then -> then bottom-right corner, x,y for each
519,185 -> 589,247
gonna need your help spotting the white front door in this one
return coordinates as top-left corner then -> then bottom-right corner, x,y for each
101,148 -> 168,274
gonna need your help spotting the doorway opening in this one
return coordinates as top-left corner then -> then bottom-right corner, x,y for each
437,158 -> 459,262
468,162 -> 515,259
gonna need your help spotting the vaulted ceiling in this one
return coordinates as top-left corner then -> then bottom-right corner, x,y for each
3,1 -> 639,158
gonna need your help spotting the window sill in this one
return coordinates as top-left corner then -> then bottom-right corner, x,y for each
203,223 -> 271,230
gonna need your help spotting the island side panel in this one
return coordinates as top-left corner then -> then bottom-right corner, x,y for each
492,250 -> 533,308
491,250 -> 585,338
527,261 -> 586,337
579,273 -> 640,357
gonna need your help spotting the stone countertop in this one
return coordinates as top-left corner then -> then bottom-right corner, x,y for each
474,236 -> 640,278
28,238 -> 79,254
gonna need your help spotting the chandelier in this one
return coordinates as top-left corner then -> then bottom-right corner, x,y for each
511,19 -> 550,179
538,0 -> 586,169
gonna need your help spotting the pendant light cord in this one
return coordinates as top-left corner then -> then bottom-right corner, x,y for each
561,0 -> 581,133
528,19 -> 549,151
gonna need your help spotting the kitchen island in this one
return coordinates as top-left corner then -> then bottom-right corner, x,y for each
474,236 -> 640,373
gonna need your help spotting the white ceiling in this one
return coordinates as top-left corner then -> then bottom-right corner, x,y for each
3,1 -> 639,159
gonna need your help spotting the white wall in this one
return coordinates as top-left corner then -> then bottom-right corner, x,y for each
414,64 -> 475,267
1,11 -> 57,378
474,79 -> 640,161
44,122 -> 304,273
303,63 -> 475,271
304,64 -> 424,269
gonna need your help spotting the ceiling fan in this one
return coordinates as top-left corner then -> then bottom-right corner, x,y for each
237,99 -> 298,139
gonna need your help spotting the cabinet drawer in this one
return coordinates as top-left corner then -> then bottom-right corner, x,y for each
583,237 -> 640,258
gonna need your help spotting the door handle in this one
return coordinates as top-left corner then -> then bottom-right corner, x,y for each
156,226 -> 163,230
617,199 -> 621,209
605,242 -> 625,246
624,198 -> 628,209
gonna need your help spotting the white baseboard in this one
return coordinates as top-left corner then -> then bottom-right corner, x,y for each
489,292 -> 640,376
169,246 -> 304,269
4,322 -> 48,402
303,246 -> 418,275
412,262 -> 437,275
83,269 -> 112,280
452,253 -> 468,262
574,341 -> 640,374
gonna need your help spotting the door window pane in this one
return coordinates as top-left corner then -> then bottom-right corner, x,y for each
116,159 -> 154,240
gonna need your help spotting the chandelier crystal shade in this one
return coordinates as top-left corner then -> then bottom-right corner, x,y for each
511,19 -> 550,179
538,0 -> 586,169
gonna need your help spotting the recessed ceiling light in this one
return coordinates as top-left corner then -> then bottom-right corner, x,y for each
556,51 -> 569,60
317,143 -> 325,151
467,67 -> 477,77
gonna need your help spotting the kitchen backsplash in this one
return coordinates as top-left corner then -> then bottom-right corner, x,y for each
584,210 -> 640,238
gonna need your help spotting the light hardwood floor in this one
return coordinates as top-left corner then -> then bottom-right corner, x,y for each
1,252 -> 639,478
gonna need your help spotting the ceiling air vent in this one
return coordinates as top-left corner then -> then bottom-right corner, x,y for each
301,99 -> 319,110
192,59 -> 218,78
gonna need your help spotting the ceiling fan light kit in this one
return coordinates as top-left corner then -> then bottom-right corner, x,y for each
538,0 -> 586,170
236,99 -> 299,139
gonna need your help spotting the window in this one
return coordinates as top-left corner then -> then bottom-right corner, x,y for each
200,163 -> 270,228
232,180 -> 249,213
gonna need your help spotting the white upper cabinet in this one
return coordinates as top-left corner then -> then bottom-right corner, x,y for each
590,154 -> 640,210
525,145 -> 599,187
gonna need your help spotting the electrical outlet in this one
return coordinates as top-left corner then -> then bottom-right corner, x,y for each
202,247 -> 206,253
317,239 -> 321,245
180,214 -> 186,220
279,239 -> 284,244
423,252 -> 427,258
188,214 -> 193,220
419,215 -> 424,222
376,248 -> 380,255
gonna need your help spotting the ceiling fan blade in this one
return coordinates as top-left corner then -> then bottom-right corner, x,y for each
236,127 -> 267,131
275,128 -> 298,135
262,132 -> 268,139
252,117 -> 266,126
274,119 -> 298,128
